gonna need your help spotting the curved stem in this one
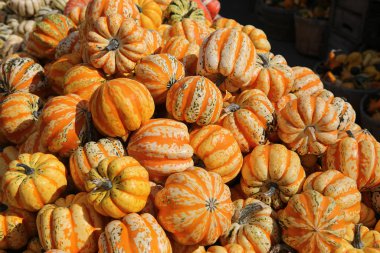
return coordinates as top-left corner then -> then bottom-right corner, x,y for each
192,155 -> 205,168
346,130 -> 355,138
167,77 -> 177,89
17,163 -> 35,175
0,203 -> 7,212
258,53 -> 270,68
91,178 -> 113,191
136,4 -> 143,13
105,39 -> 120,51
237,203 -> 263,224
263,182 -> 278,197
352,224 -> 364,249
305,126 -> 317,142
223,103 -> 240,114
270,244 -> 297,253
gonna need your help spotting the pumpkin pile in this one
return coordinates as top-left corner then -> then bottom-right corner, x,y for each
0,0 -> 379,252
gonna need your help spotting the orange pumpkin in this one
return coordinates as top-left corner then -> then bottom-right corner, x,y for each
290,66 -> 323,97
274,93 -> 297,112
127,118 -> 194,183
162,18 -> 211,45
155,167 -> 234,246
89,78 -> 155,141
64,0 -> 90,25
190,125 -> 243,183
207,244 -> 249,253
335,224 -> 380,253
212,17 -> 242,30
18,131 -> 48,154
166,76 -> 223,125
145,29 -> 163,54
154,0 -> 171,10
0,146 -> 18,202
54,31 -> 81,59
134,0 -> 163,30
134,53 -> 185,104
339,124 -> 377,142
360,202 -> 377,229
242,25 -> 271,53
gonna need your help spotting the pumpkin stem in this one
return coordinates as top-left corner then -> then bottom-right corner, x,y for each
91,178 -> 113,191
167,77 -> 177,89
215,74 -> 227,86
192,155 -> 205,168
16,163 -> 35,175
0,203 -> 7,212
136,4 -> 143,13
105,39 -> 120,51
237,203 -> 263,224
270,244 -> 296,253
223,103 -> 240,114
258,53 -> 270,68
352,224 -> 364,249
263,182 -> 278,197
346,130 -> 355,138
305,126 -> 317,142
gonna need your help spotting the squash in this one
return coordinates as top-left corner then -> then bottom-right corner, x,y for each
98,213 -> 171,253
197,28 -> 256,92
212,17 -> 242,30
192,0 -> 212,23
170,238 -> 206,253
134,53 -> 185,104
2,152 -> 67,212
134,0 -> 162,30
70,138 -> 125,191
154,0 -> 171,11
207,245 -> 246,253
16,20 -> 36,37
278,190 -> 351,253
0,146 -> 18,202
241,143 -> 306,210
162,18 -> 211,45
164,0 -> 205,25
0,92 -> 42,144
166,76 -> 223,125
51,0 -> 67,12
220,198 -> 280,252
242,25 -> 271,53
219,89 -> 275,153
64,0 -> 90,25
331,97 -> 356,131
274,93 -> 297,112
37,192 -> 107,252
54,31 -> 80,59
127,118 -> 194,183
18,131 -> 48,154
155,166 -> 234,246
290,66 -> 323,97
242,53 -> 293,103
145,29 -> 163,54
360,203 -> 377,229
338,124 -> 376,143
201,0 -> 220,20
0,35 -> 23,59
190,125 -> 243,183
277,94 -> 340,155
34,7 -> 60,21
85,156 -> 151,219
8,0 -> 46,17
89,78 -> 155,141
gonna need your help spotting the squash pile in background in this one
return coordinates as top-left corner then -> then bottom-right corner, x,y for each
0,0 -> 379,252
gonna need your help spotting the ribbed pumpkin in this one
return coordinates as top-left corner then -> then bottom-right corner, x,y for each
190,125 -> 243,183
54,31 -> 81,59
98,213 -> 171,253
37,94 -> 94,157
242,53 -> 293,103
145,29 -> 163,54
46,53 -> 82,95
0,204 -> 37,250
197,28 -> 257,92
37,192 -> 107,252
154,0 -> 171,11
134,54 -> 185,104
64,0 -> 90,25
207,244 -> 247,253
290,66 -> 323,97
127,118 -> 194,183
2,153 -> 67,212
242,25 -> 271,53
241,144 -> 305,209
155,166 -> 234,246
323,131 -> 380,191
274,93 -> 297,112
63,64 -> 105,101
303,170 -> 361,224
85,156 -> 151,219
277,94 -> 340,155
18,131 -> 48,154
164,0 -> 205,25
219,89 -> 275,153
166,76 -> 223,125
134,0 -> 162,30
360,203 -> 377,229
70,138 -> 125,191
338,124 -> 377,143
7,0 -> 46,17
0,146 -> 18,202
212,17 -> 242,30
162,18 -> 211,45
26,14 -> 76,59
278,190 -> 350,253
0,92 -> 42,144
335,224 -> 380,253
220,198 -> 280,252
89,78 -> 155,141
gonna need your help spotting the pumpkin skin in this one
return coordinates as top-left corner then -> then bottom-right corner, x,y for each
0,205 -> 37,250
85,156 -> 151,219
242,53 -> 293,103
220,198 -> 280,252
241,144 -> 306,209
290,66 -> 323,97
201,0 -> 220,20
219,89 -> 275,153
89,78 -> 155,141
2,153 -> 67,212
63,64 -> 105,101
55,31 -> 81,59
190,125 -> 243,183
212,17 -> 242,30
338,124 -> 376,143
241,25 -> 271,53
64,0 -> 90,25
154,0 -> 171,11
332,97 -> 356,131
166,76 -> 223,125
335,225 -> 380,253
197,28 -> 257,92
278,190 -> 350,253
164,0 -> 205,25
207,244 -> 248,253
134,54 -> 185,104
26,14 -> 76,59
139,181 -> 163,216
360,203 -> 377,229
37,192 -> 107,252
0,92 -> 42,144
98,213 -> 171,253
162,18 -> 211,45
8,0 -> 46,17
18,131 -> 48,154
134,0 -> 163,30
155,166 -> 234,246
277,95 -> 340,155
303,170 -> 361,224
70,138 -> 125,191
127,118 -> 194,183
274,93 -> 297,112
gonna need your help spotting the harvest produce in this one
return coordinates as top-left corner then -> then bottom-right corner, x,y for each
0,0 -> 379,252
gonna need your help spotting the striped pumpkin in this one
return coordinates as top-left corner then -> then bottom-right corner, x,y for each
290,66 -> 323,97
145,29 -> 163,55
162,18 -> 211,45
207,244 -> 246,253
242,25 -> 271,53
69,138 -> 125,191
338,124 -> 377,142
0,93 -> 42,144
63,64 -> 105,101
220,198 -> 280,252
89,78 -> 155,141
37,192 -> 107,252
278,190 -> 350,253
190,125 -> 243,183
197,28 -> 256,92
163,0 -> 205,25
155,167 -> 234,246
274,93 -> 297,112
166,76 -> 223,125
219,89 -> 275,153
64,0 -> 90,25
360,202 -> 377,229
241,144 -> 306,210
335,224 -> 380,252
212,17 -> 242,30
18,131 -> 48,154
134,54 -> 185,104
0,146 -> 18,203
98,213 -> 171,253
127,118 -> 194,183
26,14 -> 76,59
54,31 -> 81,59
134,0 -> 163,30
277,95 -> 340,155
2,153 -> 67,212
85,156 -> 151,218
